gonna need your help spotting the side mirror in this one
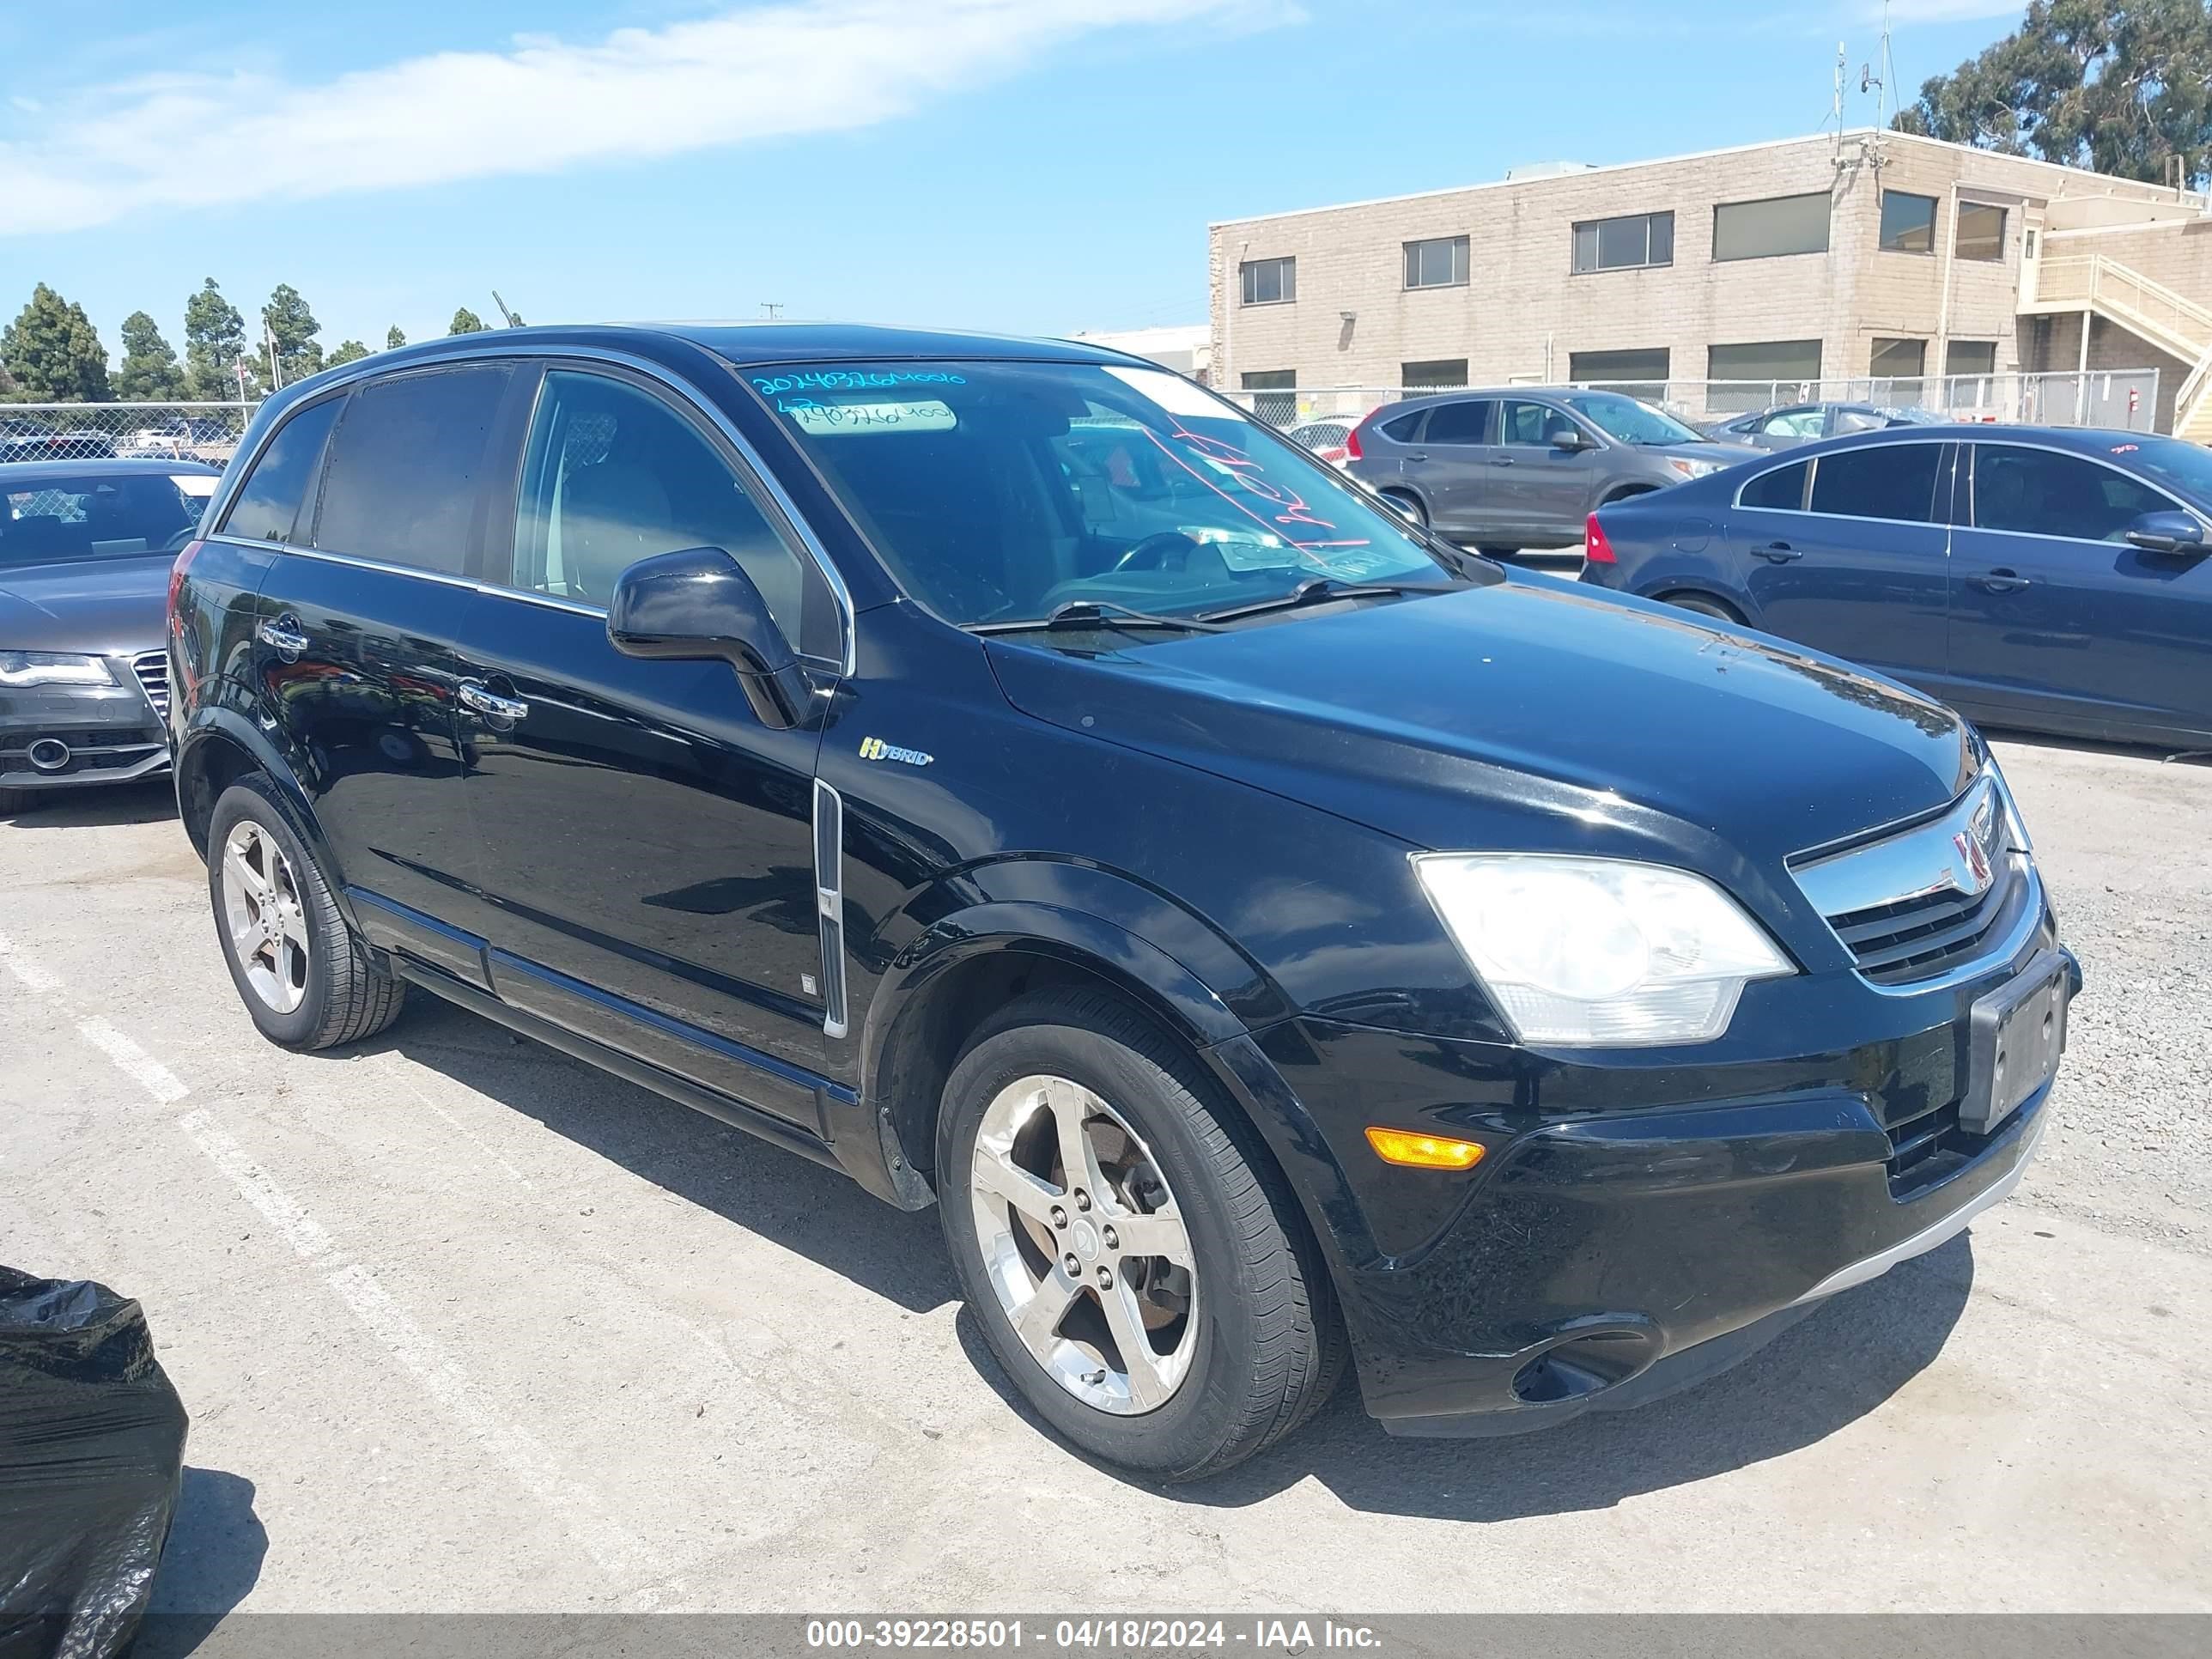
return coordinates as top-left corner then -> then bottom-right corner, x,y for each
1551,428 -> 1594,453
607,546 -> 811,729
2123,510 -> 2207,556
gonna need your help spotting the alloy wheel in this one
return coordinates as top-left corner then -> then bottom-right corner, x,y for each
221,820 -> 311,1014
967,1073 -> 1199,1415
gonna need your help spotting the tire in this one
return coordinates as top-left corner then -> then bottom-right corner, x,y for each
1475,544 -> 1521,559
1662,592 -> 1746,624
206,775 -> 405,1050
937,988 -> 1346,1481
1380,489 -> 1427,528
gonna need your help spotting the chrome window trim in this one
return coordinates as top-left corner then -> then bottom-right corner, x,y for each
1730,435 -> 1956,526
206,342 -> 859,677
1960,436 -> 2211,543
811,779 -> 848,1041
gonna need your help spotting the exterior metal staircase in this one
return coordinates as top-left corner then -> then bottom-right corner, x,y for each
2023,253 -> 2212,442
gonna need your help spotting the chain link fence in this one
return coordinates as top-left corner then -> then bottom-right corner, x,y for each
1223,369 -> 2166,434
0,402 -> 258,467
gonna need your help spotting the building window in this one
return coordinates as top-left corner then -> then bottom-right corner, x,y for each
1403,237 -> 1469,289
1956,202 -> 2008,261
1871,337 -> 1927,379
1239,257 -> 1295,307
1712,192 -> 1831,261
1569,348 -> 1670,402
1401,358 -> 1468,388
1707,339 -> 1823,410
1880,191 -> 1938,253
1240,369 -> 1296,425
1947,340 -> 1997,377
1571,212 -> 1674,273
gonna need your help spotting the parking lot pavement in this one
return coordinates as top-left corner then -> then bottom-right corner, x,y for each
3,738 -> 2209,1617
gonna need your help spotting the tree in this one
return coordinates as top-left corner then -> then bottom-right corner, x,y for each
448,307 -> 488,335
326,339 -> 370,368
114,311 -> 188,401
262,283 -> 324,388
1895,0 -> 2212,188
184,278 -> 256,401
386,325 -> 407,350
0,283 -> 112,402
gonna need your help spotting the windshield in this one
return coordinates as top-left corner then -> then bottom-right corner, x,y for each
1,471 -> 212,567
749,361 -> 1457,629
1560,392 -> 1705,446
2116,434 -> 2212,505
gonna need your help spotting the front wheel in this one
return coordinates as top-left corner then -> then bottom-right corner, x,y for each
938,989 -> 1346,1481
207,775 -> 405,1050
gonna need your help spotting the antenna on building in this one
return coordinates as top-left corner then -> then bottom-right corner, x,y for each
1831,41 -> 1849,173
760,302 -> 784,320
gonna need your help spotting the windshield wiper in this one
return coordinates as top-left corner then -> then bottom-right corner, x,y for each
968,599 -> 1227,636
1195,575 -> 1453,624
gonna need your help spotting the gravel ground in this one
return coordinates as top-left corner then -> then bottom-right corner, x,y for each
1,734 -> 2208,1617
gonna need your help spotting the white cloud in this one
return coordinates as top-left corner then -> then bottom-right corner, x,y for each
3,0 -> 1259,234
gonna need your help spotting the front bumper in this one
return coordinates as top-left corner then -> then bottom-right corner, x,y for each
1249,927 -> 2078,1438
1,677 -> 170,797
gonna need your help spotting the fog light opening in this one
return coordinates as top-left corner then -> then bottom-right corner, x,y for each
26,738 -> 71,773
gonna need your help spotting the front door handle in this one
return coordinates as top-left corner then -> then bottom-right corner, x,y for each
257,615 -> 308,659
1753,542 -> 1801,563
458,679 -> 530,724
1492,455 -> 1516,466
1973,569 -> 2031,593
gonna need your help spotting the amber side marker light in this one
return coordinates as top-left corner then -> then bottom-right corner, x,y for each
1364,1127 -> 1486,1170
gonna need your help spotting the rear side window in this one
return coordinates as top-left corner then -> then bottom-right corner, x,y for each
1378,410 -> 1425,442
314,365 -> 514,574
1422,400 -> 1492,444
221,397 -> 342,544
1739,460 -> 1808,510
1972,445 -> 2174,542
1809,443 -> 1942,523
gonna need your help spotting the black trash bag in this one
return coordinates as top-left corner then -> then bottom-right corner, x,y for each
0,1267 -> 188,1659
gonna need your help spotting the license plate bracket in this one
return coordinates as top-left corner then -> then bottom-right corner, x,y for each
1960,948 -> 2069,1136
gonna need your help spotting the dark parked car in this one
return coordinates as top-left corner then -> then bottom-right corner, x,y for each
1706,402 -> 1947,450
171,325 -> 2072,1479
0,428 -> 118,465
1582,425 -> 2212,749
1345,387 -> 1760,552
1,459 -> 216,814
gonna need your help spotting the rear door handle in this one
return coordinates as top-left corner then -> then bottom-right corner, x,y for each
1973,569 -> 2031,593
458,679 -> 530,724
1406,452 -> 1429,464
257,615 -> 308,659
1753,542 -> 1801,563
1492,456 -> 1516,467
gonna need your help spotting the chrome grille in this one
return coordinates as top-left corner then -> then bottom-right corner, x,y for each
1792,774 -> 2033,988
131,650 -> 170,720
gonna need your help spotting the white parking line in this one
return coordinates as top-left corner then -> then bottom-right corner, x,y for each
176,1109 -> 336,1261
75,1015 -> 191,1103
7,945 -> 669,1601
0,930 -> 64,994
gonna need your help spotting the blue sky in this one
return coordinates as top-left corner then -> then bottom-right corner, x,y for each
3,1 -> 2030,364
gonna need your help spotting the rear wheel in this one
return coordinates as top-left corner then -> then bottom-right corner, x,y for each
938,988 -> 1346,1481
207,775 -> 405,1050
1662,592 -> 1746,624
1379,489 -> 1427,528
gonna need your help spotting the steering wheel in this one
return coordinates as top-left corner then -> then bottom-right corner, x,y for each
1111,531 -> 1203,575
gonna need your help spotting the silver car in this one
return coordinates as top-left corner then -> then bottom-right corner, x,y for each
1346,387 -> 1760,553
1705,401 -> 1947,451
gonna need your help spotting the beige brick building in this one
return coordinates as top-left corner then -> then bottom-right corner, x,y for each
1208,130 -> 2212,439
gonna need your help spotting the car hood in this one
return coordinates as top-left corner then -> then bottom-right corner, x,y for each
985,575 -> 1972,888
0,556 -> 173,656
1642,440 -> 1764,468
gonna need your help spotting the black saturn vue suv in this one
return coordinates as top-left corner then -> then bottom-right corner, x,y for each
169,324 -> 2076,1480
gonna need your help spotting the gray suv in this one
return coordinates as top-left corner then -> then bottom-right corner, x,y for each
1346,388 -> 1760,553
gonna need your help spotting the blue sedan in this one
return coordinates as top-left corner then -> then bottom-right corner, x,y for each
1580,425 -> 2212,748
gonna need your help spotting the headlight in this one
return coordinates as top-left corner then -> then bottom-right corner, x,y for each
1412,854 -> 1794,1046
1985,758 -> 2033,855
0,651 -> 114,687
1665,457 -> 1723,480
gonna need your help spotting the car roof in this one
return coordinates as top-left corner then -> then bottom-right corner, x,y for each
1748,422 -> 2176,462
0,456 -> 223,481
